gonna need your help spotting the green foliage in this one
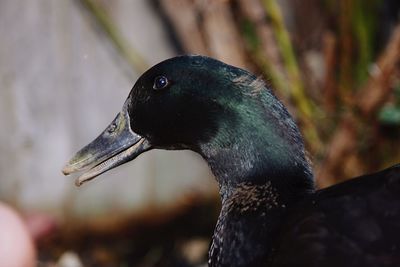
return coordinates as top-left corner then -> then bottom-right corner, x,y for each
261,0 -> 314,117
241,19 -> 260,51
352,0 -> 381,86
379,105 -> 400,125
379,86 -> 400,125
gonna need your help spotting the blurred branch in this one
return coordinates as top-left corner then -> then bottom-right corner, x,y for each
316,114 -> 358,187
159,0 -> 248,68
357,25 -> 400,115
322,32 -> 338,113
200,0 -> 248,68
337,0 -> 353,101
261,0 -> 315,118
352,0 -> 378,86
159,0 -> 209,55
258,0 -> 322,152
317,23 -> 400,187
79,0 -> 149,73
238,0 -> 289,97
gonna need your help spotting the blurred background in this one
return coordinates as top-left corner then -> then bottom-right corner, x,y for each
1,0 -> 400,266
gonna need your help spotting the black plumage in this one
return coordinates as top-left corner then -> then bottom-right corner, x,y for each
272,165 -> 400,266
63,55 -> 400,267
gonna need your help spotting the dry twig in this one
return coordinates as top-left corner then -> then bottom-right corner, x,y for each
159,0 -> 209,55
317,23 -> 400,187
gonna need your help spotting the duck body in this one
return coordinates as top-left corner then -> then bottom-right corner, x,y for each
63,55 -> 400,267
272,165 -> 400,267
209,166 -> 400,267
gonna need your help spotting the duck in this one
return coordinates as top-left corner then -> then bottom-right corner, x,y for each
62,55 -> 400,267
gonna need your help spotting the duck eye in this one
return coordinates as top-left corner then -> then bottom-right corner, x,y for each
153,76 -> 169,90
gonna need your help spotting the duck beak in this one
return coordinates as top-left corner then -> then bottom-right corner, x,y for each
62,104 -> 151,186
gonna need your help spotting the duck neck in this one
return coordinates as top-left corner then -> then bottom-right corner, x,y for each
199,123 -> 314,266
209,181 -> 287,267
207,164 -> 313,267
199,124 -> 315,201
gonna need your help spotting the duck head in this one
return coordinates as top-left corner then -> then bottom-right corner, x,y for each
63,55 -> 314,197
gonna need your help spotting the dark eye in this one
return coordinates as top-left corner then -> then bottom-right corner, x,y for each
153,76 -> 169,90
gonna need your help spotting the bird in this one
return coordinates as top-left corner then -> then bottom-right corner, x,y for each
62,55 -> 400,267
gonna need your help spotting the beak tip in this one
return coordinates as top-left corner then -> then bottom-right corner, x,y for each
62,164 -> 74,176
75,179 -> 83,187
